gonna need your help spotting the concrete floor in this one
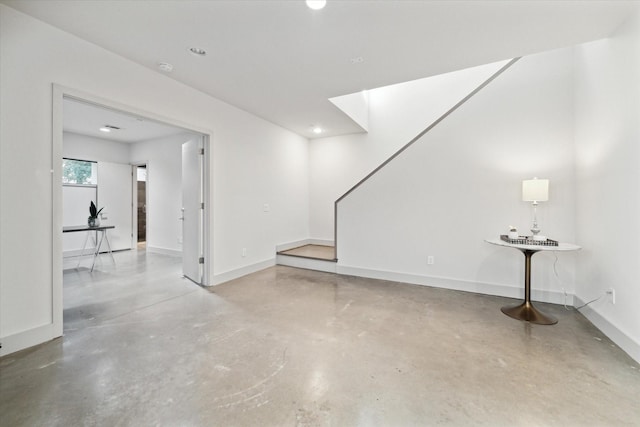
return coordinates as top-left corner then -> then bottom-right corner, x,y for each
1,250 -> 639,426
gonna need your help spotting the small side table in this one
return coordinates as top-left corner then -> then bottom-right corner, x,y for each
485,238 -> 581,325
63,225 -> 116,272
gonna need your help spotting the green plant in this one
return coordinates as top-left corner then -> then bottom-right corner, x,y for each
89,201 -> 104,219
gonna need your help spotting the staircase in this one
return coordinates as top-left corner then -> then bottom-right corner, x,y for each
276,244 -> 337,273
278,59 -> 521,276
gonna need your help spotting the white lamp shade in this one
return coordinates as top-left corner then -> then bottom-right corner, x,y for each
306,0 -> 326,10
522,178 -> 549,202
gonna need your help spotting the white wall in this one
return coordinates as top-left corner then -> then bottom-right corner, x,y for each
336,48 -> 577,302
130,133 -> 196,254
309,60 -> 510,240
62,132 -> 130,254
63,131 -> 130,164
62,185 -> 97,254
574,7 -> 640,361
0,5 -> 309,356
213,119 -> 309,278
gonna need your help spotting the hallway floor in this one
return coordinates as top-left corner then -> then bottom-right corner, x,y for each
1,250 -> 639,426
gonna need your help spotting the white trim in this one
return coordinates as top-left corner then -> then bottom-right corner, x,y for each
335,264 -> 570,304
212,258 -> 276,286
276,254 -> 337,273
575,296 -> 640,364
0,323 -> 60,357
201,134 -> 212,286
276,239 -> 312,252
146,246 -> 182,257
57,86 -> 214,136
52,85 -> 64,341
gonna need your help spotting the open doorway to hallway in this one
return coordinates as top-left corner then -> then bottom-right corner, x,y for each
58,93 -> 210,334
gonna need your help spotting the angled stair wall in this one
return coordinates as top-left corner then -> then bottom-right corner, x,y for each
333,48 -> 578,303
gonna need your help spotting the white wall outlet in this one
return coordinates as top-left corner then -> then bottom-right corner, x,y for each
427,256 -> 434,265
263,203 -> 270,212
242,248 -> 247,257
607,288 -> 616,304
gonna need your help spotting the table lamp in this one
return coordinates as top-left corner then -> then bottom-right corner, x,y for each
522,177 -> 548,240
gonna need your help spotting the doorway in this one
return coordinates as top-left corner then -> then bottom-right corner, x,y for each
58,95 -> 210,280
136,164 -> 147,250
53,86 -> 212,338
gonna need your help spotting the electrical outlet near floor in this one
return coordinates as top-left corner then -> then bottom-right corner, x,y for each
606,288 -> 616,304
427,256 -> 434,265
242,248 -> 247,257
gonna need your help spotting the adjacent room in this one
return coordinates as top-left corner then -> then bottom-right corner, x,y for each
1,1 -> 639,425
60,97 -> 208,332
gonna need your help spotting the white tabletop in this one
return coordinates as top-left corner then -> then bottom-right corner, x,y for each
485,238 -> 581,252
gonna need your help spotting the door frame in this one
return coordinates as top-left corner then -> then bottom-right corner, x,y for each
131,163 -> 148,249
52,84 -> 212,336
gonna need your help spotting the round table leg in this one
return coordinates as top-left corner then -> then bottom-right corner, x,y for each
501,249 -> 558,325
501,301 -> 557,325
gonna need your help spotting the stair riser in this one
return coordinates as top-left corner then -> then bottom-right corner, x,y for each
276,254 -> 337,273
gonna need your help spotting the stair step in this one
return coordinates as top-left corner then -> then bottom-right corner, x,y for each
276,244 -> 337,273
276,244 -> 336,262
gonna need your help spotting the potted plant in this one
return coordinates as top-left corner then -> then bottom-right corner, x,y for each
88,201 -> 103,227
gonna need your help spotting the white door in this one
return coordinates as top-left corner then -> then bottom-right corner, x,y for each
98,161 -> 133,251
182,138 -> 203,283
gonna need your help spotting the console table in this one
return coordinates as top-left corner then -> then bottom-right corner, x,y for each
485,238 -> 581,325
63,225 -> 115,272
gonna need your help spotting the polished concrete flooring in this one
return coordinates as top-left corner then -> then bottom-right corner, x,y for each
278,244 -> 337,261
1,249 -> 639,426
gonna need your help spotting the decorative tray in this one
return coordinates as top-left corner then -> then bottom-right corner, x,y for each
500,235 -> 559,246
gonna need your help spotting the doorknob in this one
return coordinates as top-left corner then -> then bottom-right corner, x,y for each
179,207 -> 184,221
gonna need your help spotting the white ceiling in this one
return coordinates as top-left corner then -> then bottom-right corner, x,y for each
4,0 -> 637,139
63,98 -> 191,143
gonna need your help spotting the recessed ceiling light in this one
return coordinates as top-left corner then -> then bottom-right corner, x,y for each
189,47 -> 207,56
100,125 -> 120,133
312,126 -> 323,134
306,0 -> 326,10
158,62 -> 174,72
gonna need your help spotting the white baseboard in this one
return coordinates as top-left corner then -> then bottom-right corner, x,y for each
574,296 -> 640,364
212,258 -> 276,286
146,246 -> 182,257
0,323 -> 60,357
336,265 -> 570,305
276,254 -> 337,273
276,239 -> 310,252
